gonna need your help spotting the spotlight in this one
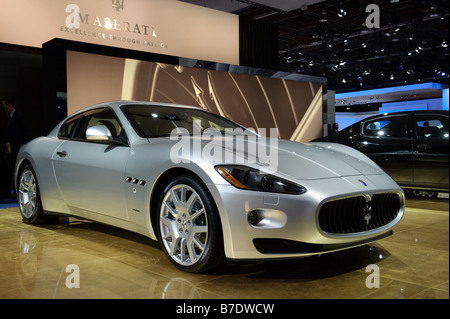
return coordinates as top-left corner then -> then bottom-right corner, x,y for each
429,6 -> 439,18
338,8 -> 347,18
319,9 -> 327,22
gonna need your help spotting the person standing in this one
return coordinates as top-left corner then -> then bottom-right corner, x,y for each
0,101 -> 11,202
1,98 -> 30,198
329,122 -> 339,135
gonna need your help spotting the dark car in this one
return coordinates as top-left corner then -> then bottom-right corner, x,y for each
313,110 -> 449,195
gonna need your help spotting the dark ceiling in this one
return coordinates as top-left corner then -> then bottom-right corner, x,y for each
181,0 -> 449,93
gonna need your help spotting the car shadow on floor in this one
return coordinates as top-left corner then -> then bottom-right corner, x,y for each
214,244 -> 390,280
34,216 -> 391,281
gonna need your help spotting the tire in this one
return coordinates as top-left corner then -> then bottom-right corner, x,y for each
18,164 -> 52,224
156,175 -> 225,273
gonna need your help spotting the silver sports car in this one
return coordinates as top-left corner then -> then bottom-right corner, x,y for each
15,101 -> 404,273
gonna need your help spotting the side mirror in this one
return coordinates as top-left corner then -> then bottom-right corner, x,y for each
86,125 -> 113,141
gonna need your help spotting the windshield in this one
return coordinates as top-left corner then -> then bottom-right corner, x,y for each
121,104 -> 250,138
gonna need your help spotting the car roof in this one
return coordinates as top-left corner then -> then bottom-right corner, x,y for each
71,100 -> 203,116
360,109 -> 449,121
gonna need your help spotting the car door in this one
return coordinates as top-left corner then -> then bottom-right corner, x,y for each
52,108 -> 130,220
356,114 -> 413,186
412,113 -> 449,190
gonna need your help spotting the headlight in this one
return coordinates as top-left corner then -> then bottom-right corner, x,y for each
215,165 -> 306,195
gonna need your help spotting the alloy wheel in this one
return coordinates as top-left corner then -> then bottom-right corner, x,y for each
159,184 -> 208,266
19,169 -> 38,219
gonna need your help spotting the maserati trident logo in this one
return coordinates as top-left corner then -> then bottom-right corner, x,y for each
112,0 -> 124,13
358,179 -> 368,186
360,199 -> 372,225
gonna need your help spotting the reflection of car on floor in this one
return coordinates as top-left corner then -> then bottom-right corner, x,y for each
313,110 -> 449,197
15,101 -> 404,273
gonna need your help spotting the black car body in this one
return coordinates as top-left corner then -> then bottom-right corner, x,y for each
313,110 -> 449,193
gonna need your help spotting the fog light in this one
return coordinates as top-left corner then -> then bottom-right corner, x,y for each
247,210 -> 263,226
247,209 -> 287,229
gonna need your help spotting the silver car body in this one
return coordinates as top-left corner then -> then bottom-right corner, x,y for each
15,101 -> 404,262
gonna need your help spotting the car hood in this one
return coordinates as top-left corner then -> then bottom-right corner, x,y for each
149,136 -> 383,180
273,139 -> 382,180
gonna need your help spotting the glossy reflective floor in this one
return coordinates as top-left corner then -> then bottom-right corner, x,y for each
0,197 -> 448,299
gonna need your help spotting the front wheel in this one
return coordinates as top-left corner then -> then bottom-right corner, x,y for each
156,176 -> 224,273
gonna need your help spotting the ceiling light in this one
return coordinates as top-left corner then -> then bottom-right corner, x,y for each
338,8 -> 347,18
442,40 -> 448,48
319,9 -> 327,22
429,6 -> 439,18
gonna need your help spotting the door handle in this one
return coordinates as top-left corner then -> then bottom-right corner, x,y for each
56,151 -> 68,158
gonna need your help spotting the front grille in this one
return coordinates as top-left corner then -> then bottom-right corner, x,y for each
318,193 -> 402,234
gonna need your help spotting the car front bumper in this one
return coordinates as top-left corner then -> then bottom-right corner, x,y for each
210,173 -> 405,260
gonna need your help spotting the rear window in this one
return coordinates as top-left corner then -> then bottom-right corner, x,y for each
363,115 -> 408,138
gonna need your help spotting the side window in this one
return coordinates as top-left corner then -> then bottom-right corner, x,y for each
362,115 -> 408,138
75,108 -> 126,142
58,114 -> 82,139
415,114 -> 449,139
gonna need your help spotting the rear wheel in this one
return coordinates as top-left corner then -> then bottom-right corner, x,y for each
18,164 -> 52,224
156,175 -> 224,273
